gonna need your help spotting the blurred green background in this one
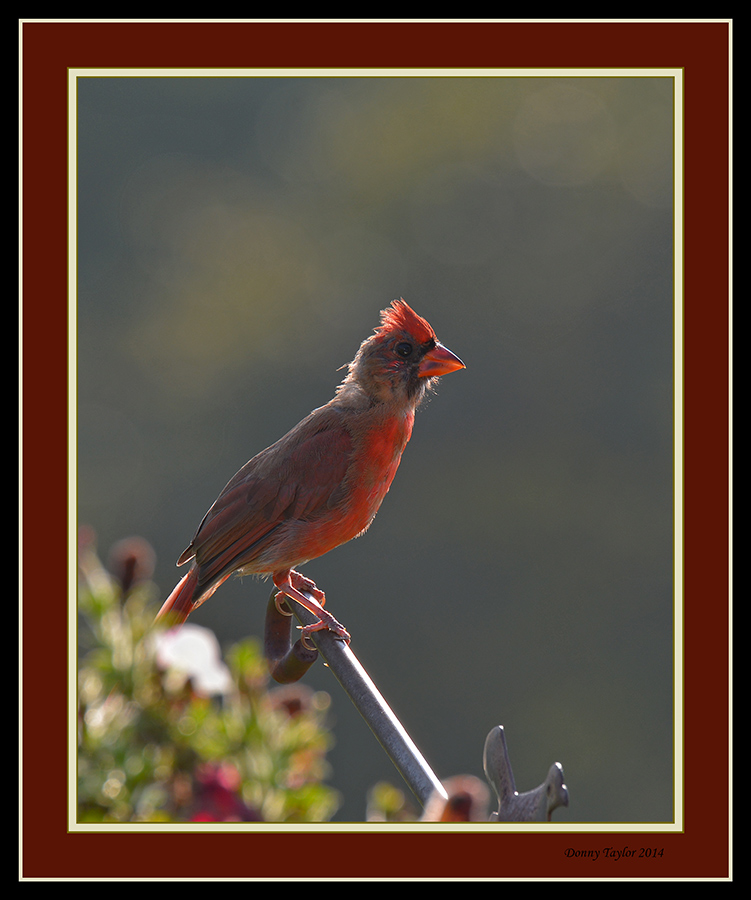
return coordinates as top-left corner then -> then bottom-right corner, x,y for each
76,74 -> 675,823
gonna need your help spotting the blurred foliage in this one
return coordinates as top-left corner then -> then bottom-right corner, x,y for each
77,527 -> 340,823
366,780 -> 421,823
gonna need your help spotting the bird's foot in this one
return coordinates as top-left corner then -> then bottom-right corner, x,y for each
272,572 -> 350,645
288,569 -> 327,606
298,615 -> 351,646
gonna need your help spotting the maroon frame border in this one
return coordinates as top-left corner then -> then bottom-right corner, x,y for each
20,19 -> 731,881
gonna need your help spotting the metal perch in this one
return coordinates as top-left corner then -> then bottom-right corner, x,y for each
265,590 -> 448,809
264,591 -> 569,821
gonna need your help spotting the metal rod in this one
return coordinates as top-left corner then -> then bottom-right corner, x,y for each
288,599 -> 448,809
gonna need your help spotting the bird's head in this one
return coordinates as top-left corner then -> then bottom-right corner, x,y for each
339,299 -> 465,408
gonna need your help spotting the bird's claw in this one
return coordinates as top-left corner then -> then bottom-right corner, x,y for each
297,617 -> 351,649
274,592 -> 294,617
299,632 -> 317,652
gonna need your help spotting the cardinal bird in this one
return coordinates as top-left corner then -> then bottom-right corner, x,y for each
156,299 -> 464,643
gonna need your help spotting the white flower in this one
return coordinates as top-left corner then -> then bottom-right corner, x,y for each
154,624 -> 232,696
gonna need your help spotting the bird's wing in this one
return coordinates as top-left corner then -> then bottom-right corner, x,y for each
180,408 -> 353,584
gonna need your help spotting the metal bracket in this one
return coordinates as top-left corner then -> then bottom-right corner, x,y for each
263,591 -> 319,684
483,724 -> 569,822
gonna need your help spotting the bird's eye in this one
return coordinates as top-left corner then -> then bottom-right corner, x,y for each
395,342 -> 413,358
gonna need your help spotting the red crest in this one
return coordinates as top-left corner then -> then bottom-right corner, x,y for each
376,299 -> 436,344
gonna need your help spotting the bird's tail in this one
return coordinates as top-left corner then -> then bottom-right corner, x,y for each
155,567 -> 202,626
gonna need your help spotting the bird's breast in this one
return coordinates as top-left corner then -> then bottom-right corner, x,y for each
348,410 -> 415,514
254,410 -> 415,570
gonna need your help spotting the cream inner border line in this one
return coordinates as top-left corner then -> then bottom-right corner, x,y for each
67,66 -> 685,834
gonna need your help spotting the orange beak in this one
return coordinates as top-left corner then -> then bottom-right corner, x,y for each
418,342 -> 465,378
